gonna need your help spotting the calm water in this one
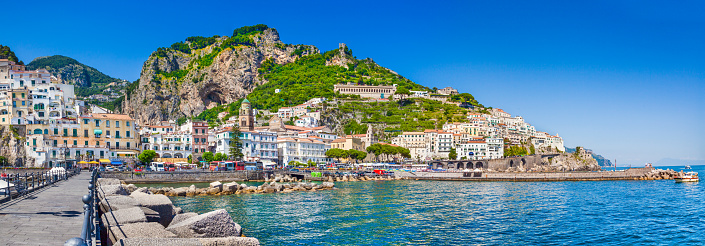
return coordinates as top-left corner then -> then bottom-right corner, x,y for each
168,166 -> 705,245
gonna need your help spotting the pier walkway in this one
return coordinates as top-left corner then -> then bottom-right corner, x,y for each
0,171 -> 89,246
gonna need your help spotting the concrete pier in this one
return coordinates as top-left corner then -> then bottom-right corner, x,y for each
0,171 -> 89,246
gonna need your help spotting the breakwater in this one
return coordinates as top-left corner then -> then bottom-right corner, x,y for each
395,167 -> 677,181
96,178 -> 260,245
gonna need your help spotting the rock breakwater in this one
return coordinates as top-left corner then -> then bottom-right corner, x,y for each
97,178 -> 260,246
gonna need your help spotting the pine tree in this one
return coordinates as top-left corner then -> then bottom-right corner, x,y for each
229,127 -> 244,160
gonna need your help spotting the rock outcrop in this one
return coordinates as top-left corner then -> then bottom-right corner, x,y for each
122,28 -> 318,125
535,147 -> 601,172
0,125 -> 32,167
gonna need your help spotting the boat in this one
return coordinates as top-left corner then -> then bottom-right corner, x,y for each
685,165 -> 692,169
674,171 -> 699,183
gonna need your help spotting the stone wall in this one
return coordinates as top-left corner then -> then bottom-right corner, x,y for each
395,168 -> 656,181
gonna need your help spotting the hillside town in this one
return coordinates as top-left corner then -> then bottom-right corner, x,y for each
0,59 -> 564,168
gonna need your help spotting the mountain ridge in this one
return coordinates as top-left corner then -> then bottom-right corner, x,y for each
26,55 -> 127,98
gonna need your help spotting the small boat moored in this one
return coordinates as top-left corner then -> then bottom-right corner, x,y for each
675,171 -> 699,183
684,165 -> 692,169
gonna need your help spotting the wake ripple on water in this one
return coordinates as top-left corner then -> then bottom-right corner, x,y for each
169,175 -> 705,246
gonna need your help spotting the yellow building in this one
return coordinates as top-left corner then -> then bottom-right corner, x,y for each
25,113 -> 139,167
331,136 -> 365,151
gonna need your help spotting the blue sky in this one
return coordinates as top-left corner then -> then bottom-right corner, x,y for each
2,0 -> 703,165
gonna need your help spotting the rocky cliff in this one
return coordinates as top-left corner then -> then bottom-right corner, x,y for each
0,126 -> 31,167
122,27 -> 318,125
536,147 -> 601,172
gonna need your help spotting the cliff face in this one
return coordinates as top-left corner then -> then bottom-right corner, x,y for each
537,147 -> 601,172
0,126 -> 31,167
122,29 -> 318,125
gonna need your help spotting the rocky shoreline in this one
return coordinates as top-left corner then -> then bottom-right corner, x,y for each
140,174 -> 406,197
97,178 -> 260,246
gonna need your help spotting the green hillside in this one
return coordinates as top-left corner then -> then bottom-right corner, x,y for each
196,45 -> 487,133
0,45 -> 22,64
27,55 -> 125,97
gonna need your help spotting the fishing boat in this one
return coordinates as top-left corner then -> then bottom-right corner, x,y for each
674,171 -> 699,183
684,165 -> 692,169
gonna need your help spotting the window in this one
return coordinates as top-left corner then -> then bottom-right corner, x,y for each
73,140 -> 77,146
53,140 -> 57,146
127,142 -> 130,149
194,138 -> 199,143
116,121 -> 120,128
84,119 -> 89,124
72,129 -> 77,137
106,121 -> 110,127
21,93 -> 24,98
95,120 -> 100,127
63,129 -> 68,136
194,149 -> 198,153
126,131 -> 130,138
126,121 -> 130,127
115,131 -> 120,138
84,130 -> 88,137
85,141 -> 88,146
201,138 -> 206,142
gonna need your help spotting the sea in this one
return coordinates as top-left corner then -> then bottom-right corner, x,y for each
166,165 -> 704,245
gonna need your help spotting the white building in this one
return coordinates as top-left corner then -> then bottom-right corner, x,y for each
215,128 -> 279,164
294,115 -> 319,128
277,137 -> 330,166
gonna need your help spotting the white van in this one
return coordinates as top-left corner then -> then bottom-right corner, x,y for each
150,162 -> 165,172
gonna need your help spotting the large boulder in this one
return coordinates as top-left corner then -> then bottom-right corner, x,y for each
170,212 -> 198,227
140,207 -> 161,223
209,181 -> 223,191
198,237 -> 261,246
108,222 -> 176,243
101,185 -> 130,197
130,193 -> 176,227
124,184 -> 138,193
117,238 -> 201,246
166,209 -> 242,238
223,182 -> 239,192
321,182 -> 335,189
132,187 -> 152,195
102,207 -> 148,226
100,195 -> 140,212
97,178 -> 122,186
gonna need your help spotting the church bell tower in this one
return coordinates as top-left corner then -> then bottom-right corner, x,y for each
239,98 -> 254,131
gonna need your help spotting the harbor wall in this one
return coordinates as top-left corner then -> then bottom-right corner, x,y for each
396,168 -> 656,181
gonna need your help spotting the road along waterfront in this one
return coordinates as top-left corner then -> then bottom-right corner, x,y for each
165,166 -> 704,245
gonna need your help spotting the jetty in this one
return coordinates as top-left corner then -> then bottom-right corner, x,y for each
0,171 -> 88,245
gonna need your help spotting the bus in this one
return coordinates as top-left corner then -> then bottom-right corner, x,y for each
244,161 -> 263,171
150,162 -> 165,172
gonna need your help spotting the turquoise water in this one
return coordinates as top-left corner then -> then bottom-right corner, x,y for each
169,166 -> 704,245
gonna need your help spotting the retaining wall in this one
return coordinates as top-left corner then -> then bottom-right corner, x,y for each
396,168 -> 655,181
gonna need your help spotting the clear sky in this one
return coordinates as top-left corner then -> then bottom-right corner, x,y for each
2,0 -> 703,165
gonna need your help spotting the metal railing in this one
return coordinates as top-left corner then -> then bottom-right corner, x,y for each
1,168 -> 80,203
65,169 -> 100,246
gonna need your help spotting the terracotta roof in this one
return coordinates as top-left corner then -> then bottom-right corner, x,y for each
332,138 -> 346,143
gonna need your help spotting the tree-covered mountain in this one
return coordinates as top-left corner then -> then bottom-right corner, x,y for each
27,55 -> 126,97
0,45 -> 23,64
566,147 -> 612,167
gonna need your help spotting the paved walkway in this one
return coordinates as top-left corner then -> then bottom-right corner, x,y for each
0,171 -> 90,246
